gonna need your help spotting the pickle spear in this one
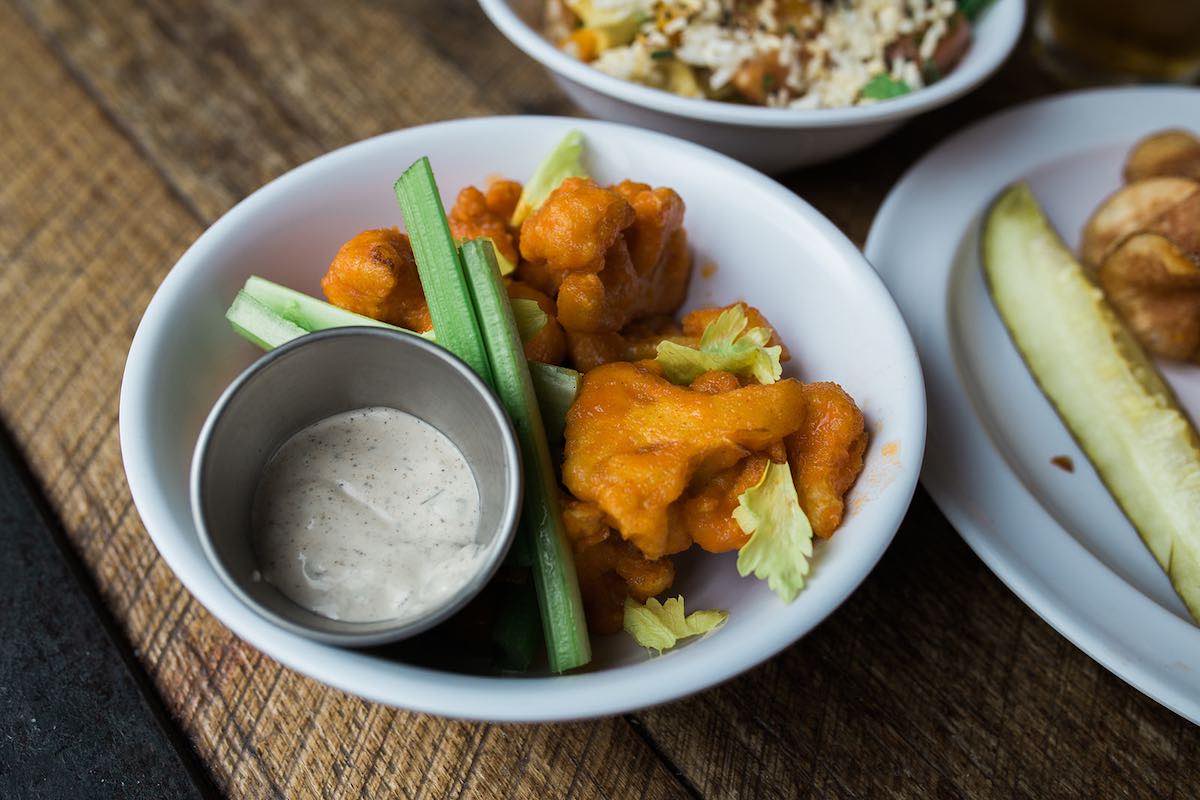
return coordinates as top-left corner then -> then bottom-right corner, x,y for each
982,183 -> 1200,621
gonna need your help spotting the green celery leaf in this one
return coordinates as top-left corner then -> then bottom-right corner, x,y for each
734,461 -> 814,602
655,304 -> 783,385
511,130 -> 589,226
623,596 -> 728,654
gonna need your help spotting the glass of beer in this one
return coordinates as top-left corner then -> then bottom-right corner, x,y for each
1035,0 -> 1200,85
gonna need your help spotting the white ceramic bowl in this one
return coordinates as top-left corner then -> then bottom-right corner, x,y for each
478,0 -> 1025,172
120,116 -> 925,721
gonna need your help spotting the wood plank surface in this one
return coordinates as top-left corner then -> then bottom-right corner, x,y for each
1,0 -> 1197,798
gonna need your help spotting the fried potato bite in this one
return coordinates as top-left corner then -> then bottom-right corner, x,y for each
786,382 -> 867,539
519,177 -> 634,273
563,361 -> 807,559
507,280 -> 567,365
1080,177 -> 1200,268
1098,232 -> 1200,362
448,180 -> 521,265
321,227 -> 432,332
1125,129 -> 1200,183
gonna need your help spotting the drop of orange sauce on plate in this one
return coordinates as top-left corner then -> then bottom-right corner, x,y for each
1050,455 -> 1075,473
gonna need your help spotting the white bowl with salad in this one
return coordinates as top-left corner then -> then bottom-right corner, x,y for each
479,0 -> 1024,172
119,116 -> 924,721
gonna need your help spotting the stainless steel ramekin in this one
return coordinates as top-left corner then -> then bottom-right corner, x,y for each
190,327 -> 522,647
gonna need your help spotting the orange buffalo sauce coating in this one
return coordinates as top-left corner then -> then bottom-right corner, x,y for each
564,316 -> 687,372
485,178 -> 522,221
321,228 -> 432,332
562,498 -> 675,634
786,382 -> 867,538
519,177 -> 634,273
448,180 -> 520,265
611,180 -> 686,277
681,455 -> 770,553
519,178 -> 692,336
562,361 -> 807,559
689,369 -> 742,394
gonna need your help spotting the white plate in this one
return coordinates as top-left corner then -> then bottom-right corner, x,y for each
120,116 -> 925,721
866,87 -> 1200,724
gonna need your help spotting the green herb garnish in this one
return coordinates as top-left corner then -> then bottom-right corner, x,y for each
860,73 -> 912,101
957,0 -> 996,22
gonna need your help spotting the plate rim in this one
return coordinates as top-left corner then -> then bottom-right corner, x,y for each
119,114 -> 927,721
865,86 -> 1200,724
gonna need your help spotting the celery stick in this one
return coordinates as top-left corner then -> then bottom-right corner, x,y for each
243,276 -> 432,336
244,276 -> 431,338
225,289 -> 577,435
492,577 -> 541,672
461,239 -> 591,672
394,158 -> 494,384
227,291 -> 309,349
527,363 -> 579,445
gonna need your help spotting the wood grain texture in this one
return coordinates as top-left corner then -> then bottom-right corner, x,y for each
1,0 -> 1198,798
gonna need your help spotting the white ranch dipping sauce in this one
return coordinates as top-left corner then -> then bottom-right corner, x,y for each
251,406 -> 485,623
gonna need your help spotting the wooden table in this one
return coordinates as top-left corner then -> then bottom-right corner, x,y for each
2,1 -> 1196,797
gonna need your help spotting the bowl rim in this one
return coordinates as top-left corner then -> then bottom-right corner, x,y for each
477,0 -> 1026,129
190,326 -> 524,648
119,115 -> 926,721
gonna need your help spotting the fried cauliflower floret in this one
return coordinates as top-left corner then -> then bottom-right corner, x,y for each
786,382 -> 867,538
689,369 -> 742,394
611,181 -> 686,275
564,330 -> 626,373
321,228 -> 431,332
562,498 -> 675,634
557,227 -> 691,333
563,361 -> 807,559
683,302 -> 791,362
564,316 -> 686,372
506,281 -> 566,365
622,316 -> 688,360
520,178 -> 692,334
681,454 -> 771,553
519,177 -> 634,273
486,178 -> 522,221
557,238 -> 642,332
676,370 -> 782,553
514,257 -> 564,297
448,182 -> 520,265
